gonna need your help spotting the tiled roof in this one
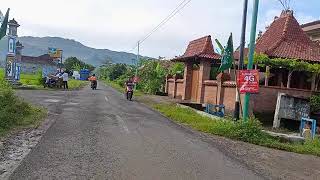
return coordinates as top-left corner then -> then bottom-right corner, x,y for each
21,54 -> 56,65
8,18 -> 19,26
233,48 -> 249,60
301,20 -> 320,28
174,35 -> 221,61
255,10 -> 320,62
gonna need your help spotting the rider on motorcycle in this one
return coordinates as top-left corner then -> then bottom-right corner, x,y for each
88,74 -> 97,89
125,77 -> 135,99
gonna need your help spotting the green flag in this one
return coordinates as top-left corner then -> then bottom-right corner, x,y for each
219,33 -> 234,72
0,8 -> 10,40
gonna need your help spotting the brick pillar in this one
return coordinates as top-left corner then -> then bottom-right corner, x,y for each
165,75 -> 169,94
173,75 -> 177,98
216,73 -> 231,105
182,62 -> 192,100
264,66 -> 270,86
197,60 -> 211,103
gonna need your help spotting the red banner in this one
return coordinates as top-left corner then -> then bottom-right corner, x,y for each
237,70 -> 259,94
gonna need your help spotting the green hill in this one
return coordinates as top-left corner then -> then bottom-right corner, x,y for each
0,36 -> 146,67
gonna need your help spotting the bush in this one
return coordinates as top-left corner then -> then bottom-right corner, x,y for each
0,78 -> 45,135
0,80 -> 28,129
310,95 -> 320,112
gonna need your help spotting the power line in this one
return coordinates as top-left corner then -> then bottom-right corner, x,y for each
129,0 -> 192,52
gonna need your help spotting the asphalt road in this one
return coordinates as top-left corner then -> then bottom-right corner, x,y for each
10,84 -> 262,180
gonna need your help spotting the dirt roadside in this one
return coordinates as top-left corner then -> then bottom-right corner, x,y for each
136,94 -> 320,180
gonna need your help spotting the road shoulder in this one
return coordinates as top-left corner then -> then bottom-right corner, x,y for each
135,94 -> 320,180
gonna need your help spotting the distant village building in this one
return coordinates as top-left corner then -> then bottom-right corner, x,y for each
20,53 -> 58,75
302,20 -> 320,44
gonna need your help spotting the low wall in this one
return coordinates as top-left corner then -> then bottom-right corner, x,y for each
167,79 -> 175,97
203,80 -> 218,104
175,80 -> 184,98
251,86 -> 312,113
166,78 -> 313,115
167,78 -> 184,98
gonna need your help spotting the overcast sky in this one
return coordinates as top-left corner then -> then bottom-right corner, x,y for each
1,0 -> 320,58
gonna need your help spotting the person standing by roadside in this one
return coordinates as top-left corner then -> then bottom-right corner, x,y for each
62,71 -> 69,89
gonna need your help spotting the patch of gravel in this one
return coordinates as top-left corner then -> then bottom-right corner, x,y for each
0,111 -> 58,180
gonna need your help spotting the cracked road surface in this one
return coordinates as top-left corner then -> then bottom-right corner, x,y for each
10,84 -> 262,180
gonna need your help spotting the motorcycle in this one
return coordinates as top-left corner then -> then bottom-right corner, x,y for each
127,90 -> 133,101
91,80 -> 97,90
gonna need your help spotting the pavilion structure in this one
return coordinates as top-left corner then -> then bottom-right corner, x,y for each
171,35 -> 221,103
235,10 -> 320,90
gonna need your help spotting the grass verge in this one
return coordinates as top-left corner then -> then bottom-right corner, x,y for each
68,79 -> 89,90
153,103 -> 320,157
0,80 -> 47,137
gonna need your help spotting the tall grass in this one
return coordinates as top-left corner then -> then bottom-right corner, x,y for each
0,68 -> 46,136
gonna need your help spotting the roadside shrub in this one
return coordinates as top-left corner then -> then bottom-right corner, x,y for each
232,120 -> 268,143
0,79 -> 35,132
310,95 -> 320,112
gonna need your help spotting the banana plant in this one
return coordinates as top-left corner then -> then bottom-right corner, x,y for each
215,39 -> 225,55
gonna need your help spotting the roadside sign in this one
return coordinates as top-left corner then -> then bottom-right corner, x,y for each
48,47 -> 62,58
237,70 -> 259,94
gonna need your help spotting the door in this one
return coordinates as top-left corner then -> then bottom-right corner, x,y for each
191,68 -> 200,102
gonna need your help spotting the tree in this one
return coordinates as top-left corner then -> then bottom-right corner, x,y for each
108,64 -> 128,80
169,62 -> 184,75
64,57 -> 95,72
308,63 -> 320,91
283,59 -> 308,88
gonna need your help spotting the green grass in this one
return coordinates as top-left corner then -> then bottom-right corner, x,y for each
0,68 -> 4,79
20,73 -> 42,86
68,79 -> 89,90
153,104 -> 320,157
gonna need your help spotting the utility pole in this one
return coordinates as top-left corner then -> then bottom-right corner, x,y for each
243,0 -> 260,121
234,0 -> 248,120
134,41 -> 140,90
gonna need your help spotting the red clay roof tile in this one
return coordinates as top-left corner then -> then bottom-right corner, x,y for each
174,35 -> 221,61
255,10 -> 320,62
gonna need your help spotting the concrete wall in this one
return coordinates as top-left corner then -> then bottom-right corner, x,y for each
167,78 -> 184,99
203,80 -> 218,104
21,62 -> 57,76
251,86 -> 312,113
167,79 -> 175,98
166,77 -> 313,115
175,80 -> 184,99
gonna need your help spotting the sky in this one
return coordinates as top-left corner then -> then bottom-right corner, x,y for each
1,0 -> 320,58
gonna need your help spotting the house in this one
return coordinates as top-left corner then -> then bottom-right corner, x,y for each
166,10 -> 320,117
21,54 -> 58,76
235,10 -> 320,89
302,20 -> 320,44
